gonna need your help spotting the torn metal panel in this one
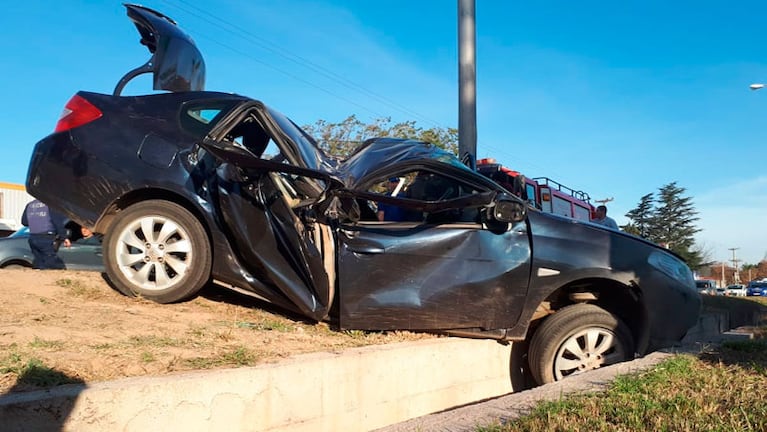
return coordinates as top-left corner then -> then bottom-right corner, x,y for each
337,220 -> 532,330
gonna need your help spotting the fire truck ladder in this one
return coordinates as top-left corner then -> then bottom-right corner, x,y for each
532,177 -> 592,203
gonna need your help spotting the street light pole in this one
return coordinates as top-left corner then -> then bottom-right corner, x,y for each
458,0 -> 477,170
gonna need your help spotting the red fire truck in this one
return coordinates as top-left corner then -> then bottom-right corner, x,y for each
476,158 -> 595,221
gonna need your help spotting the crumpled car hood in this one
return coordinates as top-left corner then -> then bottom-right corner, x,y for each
335,138 -> 475,189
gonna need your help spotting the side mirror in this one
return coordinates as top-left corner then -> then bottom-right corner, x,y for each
493,197 -> 526,223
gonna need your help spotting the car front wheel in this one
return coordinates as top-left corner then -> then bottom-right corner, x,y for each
104,200 -> 211,303
528,303 -> 634,385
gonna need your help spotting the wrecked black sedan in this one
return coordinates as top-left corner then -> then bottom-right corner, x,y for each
26,4 -> 700,385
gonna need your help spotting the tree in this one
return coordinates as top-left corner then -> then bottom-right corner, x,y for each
741,263 -> 761,282
652,183 -> 699,245
623,193 -> 654,238
690,241 -> 714,268
651,182 -> 702,268
624,182 -> 703,270
303,115 -> 458,158
756,261 -> 767,280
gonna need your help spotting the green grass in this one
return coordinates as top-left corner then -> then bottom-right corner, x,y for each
55,277 -> 103,299
483,355 -> 767,431
125,335 -> 184,348
0,351 -> 82,387
343,329 -> 367,339
481,337 -> 767,431
90,342 -> 116,350
27,337 -> 65,350
0,351 -> 23,374
184,346 -> 259,369
230,320 -> 295,332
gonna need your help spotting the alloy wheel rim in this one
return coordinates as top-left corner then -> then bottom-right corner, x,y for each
114,215 -> 193,291
553,327 -> 625,380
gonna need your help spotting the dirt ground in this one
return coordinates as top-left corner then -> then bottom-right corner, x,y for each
0,268 -> 432,394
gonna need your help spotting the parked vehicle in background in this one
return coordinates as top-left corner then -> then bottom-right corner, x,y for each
746,281 -> 767,296
0,226 -> 103,271
24,3 -> 702,387
695,279 -> 717,295
725,284 -> 747,297
0,219 -> 18,237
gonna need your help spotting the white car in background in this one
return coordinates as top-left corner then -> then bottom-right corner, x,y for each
695,279 -> 717,295
725,284 -> 747,297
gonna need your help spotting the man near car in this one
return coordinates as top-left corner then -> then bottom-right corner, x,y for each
21,199 -> 70,269
592,205 -> 620,230
76,226 -> 102,245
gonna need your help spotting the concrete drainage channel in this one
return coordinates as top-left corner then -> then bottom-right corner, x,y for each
1,311 -> 763,432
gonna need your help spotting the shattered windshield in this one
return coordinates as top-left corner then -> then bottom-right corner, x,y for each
435,152 -> 477,172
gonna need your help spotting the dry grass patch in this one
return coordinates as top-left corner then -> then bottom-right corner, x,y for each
0,269 -> 437,393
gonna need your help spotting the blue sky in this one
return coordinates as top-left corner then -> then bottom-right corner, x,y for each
2,0 -> 766,266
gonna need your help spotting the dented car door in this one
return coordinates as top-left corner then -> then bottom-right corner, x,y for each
333,168 -> 533,331
199,103 -> 336,320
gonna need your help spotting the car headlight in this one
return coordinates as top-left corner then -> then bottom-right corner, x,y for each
648,250 -> 694,287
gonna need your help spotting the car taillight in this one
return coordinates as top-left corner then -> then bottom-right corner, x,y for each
54,95 -> 103,133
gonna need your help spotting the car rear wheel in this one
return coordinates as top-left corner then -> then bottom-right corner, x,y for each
528,303 -> 634,385
104,200 -> 211,303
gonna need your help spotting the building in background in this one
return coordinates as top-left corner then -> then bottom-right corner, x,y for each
0,182 -> 34,236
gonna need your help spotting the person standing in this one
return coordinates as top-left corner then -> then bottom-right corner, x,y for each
591,205 -> 620,230
21,199 -> 70,269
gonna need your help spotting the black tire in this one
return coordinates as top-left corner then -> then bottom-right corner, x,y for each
104,200 -> 211,303
528,303 -> 634,385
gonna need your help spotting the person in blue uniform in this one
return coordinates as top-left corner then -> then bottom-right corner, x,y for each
21,199 -> 71,269
376,177 -> 405,221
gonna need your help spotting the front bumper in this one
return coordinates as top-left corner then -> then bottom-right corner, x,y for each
642,272 -> 702,352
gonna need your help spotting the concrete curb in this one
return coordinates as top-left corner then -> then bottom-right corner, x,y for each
373,350 -> 678,432
375,309 -> 766,432
0,338 -> 513,432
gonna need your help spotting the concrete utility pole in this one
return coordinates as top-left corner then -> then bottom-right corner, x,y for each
729,247 -> 741,284
458,0 -> 477,169
721,262 -> 726,288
